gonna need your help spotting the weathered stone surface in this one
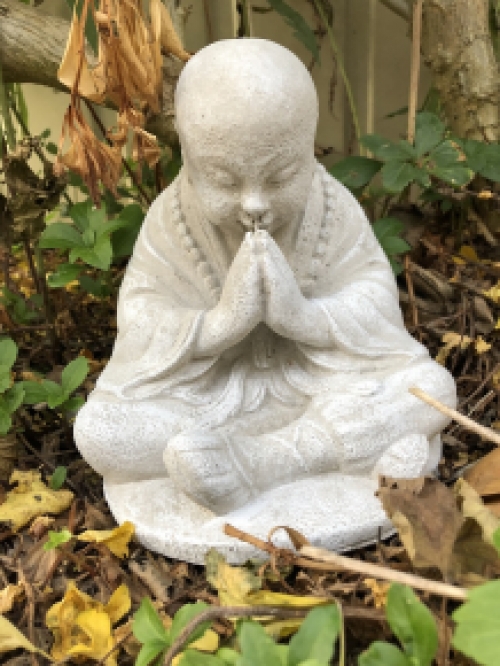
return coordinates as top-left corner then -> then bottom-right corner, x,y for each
74,39 -> 457,564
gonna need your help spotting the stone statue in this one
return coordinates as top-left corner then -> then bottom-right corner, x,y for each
74,39 -> 457,563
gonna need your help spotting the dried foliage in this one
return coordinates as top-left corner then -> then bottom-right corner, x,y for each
54,0 -> 190,204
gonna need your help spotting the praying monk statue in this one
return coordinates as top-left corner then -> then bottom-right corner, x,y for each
74,39 -> 457,563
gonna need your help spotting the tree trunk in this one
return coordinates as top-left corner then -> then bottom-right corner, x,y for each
381,0 -> 500,141
0,0 -> 183,144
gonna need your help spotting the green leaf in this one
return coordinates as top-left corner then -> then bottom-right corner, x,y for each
0,338 -> 17,370
49,466 -> 67,490
431,165 -> 473,187
359,641 -> 410,666
459,138 -> 489,172
380,237 -> 411,255
170,602 -> 210,645
0,405 -> 12,435
288,605 -> 340,666
43,528 -> 72,551
329,157 -> 382,189
135,641 -> 167,666
452,579 -> 500,666
111,204 -> 144,258
0,367 -> 12,393
21,380 -> 48,404
70,235 -> 113,270
96,217 -> 129,239
238,621 -> 282,666
59,396 -> 85,413
493,526 -> 500,554
61,357 -> 89,394
39,223 -> 83,250
381,162 -> 420,193
386,584 -> 438,666
216,648 -> 240,666
266,0 -> 320,62
429,140 -> 462,169
477,143 -> 500,181
360,135 -> 416,162
414,112 -> 445,157
67,200 -> 93,232
82,228 -> 96,247
42,380 -> 66,409
3,384 -> 24,413
47,264 -> 82,288
133,597 -> 170,646
180,650 -> 226,666
46,142 -> 58,155
372,217 -> 405,242
78,275 -> 110,298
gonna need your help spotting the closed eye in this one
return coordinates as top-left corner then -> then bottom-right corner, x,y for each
267,164 -> 300,186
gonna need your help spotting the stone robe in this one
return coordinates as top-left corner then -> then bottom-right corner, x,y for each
75,164 -> 456,486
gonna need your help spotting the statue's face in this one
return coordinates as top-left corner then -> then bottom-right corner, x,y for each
181,124 -> 316,235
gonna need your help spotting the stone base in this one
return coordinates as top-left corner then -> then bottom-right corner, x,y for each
104,474 -> 394,564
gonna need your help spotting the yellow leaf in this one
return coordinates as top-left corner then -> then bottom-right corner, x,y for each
459,245 -> 479,262
452,256 -> 466,265
104,585 -> 132,625
483,282 -> 500,304
173,629 -> 220,666
68,610 -> 116,666
455,479 -> 500,545
0,615 -> 50,657
205,549 -> 261,606
478,190 -> 493,199
475,337 -> 492,354
246,590 -> 330,608
364,578 -> 391,609
435,332 -> 471,365
0,585 -> 23,613
0,470 -> 73,531
77,521 -> 135,558
495,319 -> 500,330
46,582 -> 131,664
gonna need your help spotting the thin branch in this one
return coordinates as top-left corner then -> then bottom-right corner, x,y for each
407,0 -> 423,143
224,524 -> 468,602
378,0 -> 411,21
410,386 -> 500,446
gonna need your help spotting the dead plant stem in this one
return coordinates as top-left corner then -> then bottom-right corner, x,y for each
408,0 -> 423,143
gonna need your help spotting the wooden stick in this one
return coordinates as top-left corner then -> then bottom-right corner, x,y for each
407,0 -> 423,143
224,524 -> 468,602
410,386 -> 500,446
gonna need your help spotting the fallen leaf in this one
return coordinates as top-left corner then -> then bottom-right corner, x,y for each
0,470 -> 73,531
77,521 -> 135,558
464,449 -> 500,516
0,585 -> 23,613
459,245 -> 479,262
363,578 -> 391,609
475,337 -> 492,354
435,332 -> 472,365
29,515 -> 55,539
46,582 -> 131,665
377,476 -> 463,578
0,616 -> 50,657
483,282 -> 500,304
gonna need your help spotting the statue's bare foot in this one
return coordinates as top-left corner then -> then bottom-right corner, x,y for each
164,430 -> 257,514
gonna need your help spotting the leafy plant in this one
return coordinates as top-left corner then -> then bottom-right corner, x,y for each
22,356 -> 89,413
43,528 -> 72,551
266,0 -> 320,62
0,288 -> 43,325
359,584 -> 438,666
0,338 -> 24,435
49,466 -> 68,490
133,598 -> 210,666
372,218 -> 411,275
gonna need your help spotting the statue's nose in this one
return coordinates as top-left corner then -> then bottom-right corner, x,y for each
241,190 -> 269,218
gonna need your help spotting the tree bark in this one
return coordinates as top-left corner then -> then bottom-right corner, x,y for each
0,0 -> 183,144
421,0 -> 500,141
381,0 -> 500,141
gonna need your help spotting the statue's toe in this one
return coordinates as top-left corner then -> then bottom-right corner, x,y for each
164,431 -> 255,514
371,434 -> 429,480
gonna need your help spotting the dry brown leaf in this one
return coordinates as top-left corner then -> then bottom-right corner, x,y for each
464,449 -> 500,517
150,0 -> 191,62
128,554 -> 172,603
0,585 -> 24,614
378,476 -> 463,578
29,516 -> 55,539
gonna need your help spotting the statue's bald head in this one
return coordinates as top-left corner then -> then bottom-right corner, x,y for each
175,39 -> 318,147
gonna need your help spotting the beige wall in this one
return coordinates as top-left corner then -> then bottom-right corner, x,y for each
16,0 -> 431,171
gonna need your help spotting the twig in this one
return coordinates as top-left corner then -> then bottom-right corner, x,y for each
83,99 -> 152,207
407,0 -> 423,143
97,631 -> 133,666
224,524 -> 468,602
458,362 -> 500,410
203,0 -> 213,42
410,386 -> 500,446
